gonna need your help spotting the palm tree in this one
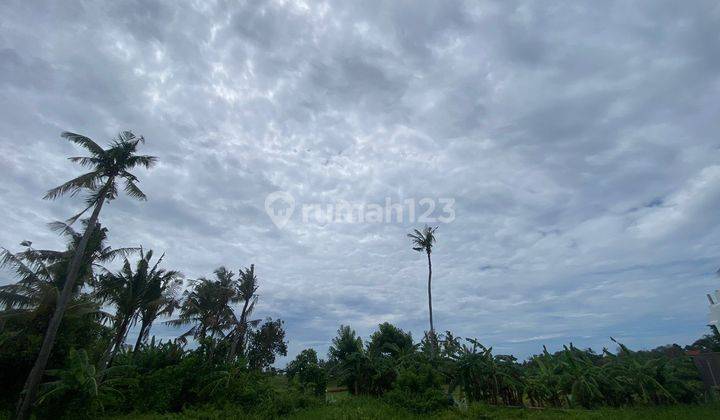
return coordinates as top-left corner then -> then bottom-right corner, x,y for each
227,264 -> 260,362
328,325 -> 366,394
0,221 -> 133,334
95,249 -> 179,371
0,221 -> 134,323
167,267 -> 236,343
0,241 -> 102,329
17,131 -> 155,420
40,220 -> 138,290
132,254 -> 183,353
407,226 -> 438,338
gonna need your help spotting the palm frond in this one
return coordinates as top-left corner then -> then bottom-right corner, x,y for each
68,156 -> 102,167
19,248 -> 66,262
0,286 -> 33,309
123,179 -> 148,201
165,317 -> 192,327
100,247 -> 140,262
43,170 -> 103,200
119,131 -> 143,144
61,132 -> 105,156
48,220 -> 78,238
0,248 -> 44,284
126,155 -> 157,169
65,202 -> 95,226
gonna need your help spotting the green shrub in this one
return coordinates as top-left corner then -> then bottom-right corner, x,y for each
286,349 -> 328,397
34,349 -> 135,419
384,363 -> 451,413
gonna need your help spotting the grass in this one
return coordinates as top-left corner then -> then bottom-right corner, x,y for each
108,397 -> 719,419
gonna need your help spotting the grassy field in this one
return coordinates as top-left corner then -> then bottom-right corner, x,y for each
108,397 -> 719,419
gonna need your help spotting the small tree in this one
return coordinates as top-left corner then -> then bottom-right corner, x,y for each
95,249 -> 182,371
247,318 -> 287,370
167,268 -> 236,342
328,325 -> 367,394
133,258 -> 183,353
367,322 -> 414,359
286,349 -> 327,396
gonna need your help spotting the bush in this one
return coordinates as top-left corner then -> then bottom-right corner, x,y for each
34,349 -> 135,419
384,363 -> 451,413
286,349 -> 328,396
129,365 -> 186,413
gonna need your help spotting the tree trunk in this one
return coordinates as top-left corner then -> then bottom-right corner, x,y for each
426,251 -> 434,334
98,314 -> 131,374
16,184 -> 109,420
133,317 -> 152,354
107,318 -> 132,367
199,324 -> 207,341
228,299 -> 250,362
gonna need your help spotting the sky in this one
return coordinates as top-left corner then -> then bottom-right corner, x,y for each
1,1 -> 720,365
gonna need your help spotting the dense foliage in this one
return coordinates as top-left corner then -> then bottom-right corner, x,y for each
321,325 -> 711,413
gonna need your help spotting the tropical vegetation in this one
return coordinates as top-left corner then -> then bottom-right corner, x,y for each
0,131 -> 717,419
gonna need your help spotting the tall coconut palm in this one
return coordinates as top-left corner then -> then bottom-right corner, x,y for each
167,267 -> 236,342
227,264 -> 261,362
407,226 -> 438,338
17,131 -> 155,420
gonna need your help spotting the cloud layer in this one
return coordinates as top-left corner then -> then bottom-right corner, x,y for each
1,0 -> 720,363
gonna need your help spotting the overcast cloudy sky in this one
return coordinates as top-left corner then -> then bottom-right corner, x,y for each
2,1 -> 720,363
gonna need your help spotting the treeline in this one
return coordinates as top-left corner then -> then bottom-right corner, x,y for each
305,323 -> 718,413
3,312 -> 717,418
0,224 -> 289,416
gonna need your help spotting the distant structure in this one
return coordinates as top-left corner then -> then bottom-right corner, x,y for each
708,290 -> 720,331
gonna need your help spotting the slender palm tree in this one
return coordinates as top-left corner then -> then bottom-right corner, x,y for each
407,226 -> 438,338
227,264 -> 261,362
167,267 -> 236,342
95,249 -> 179,371
132,256 -> 183,353
17,131 -> 155,420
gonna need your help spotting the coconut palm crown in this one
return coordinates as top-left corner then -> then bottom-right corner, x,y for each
44,131 -> 157,225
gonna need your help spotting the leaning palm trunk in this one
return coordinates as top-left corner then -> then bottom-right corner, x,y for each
228,299 -> 250,362
227,265 -> 258,362
16,181 -> 110,420
227,326 -> 243,362
133,317 -> 153,354
98,312 -> 132,373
